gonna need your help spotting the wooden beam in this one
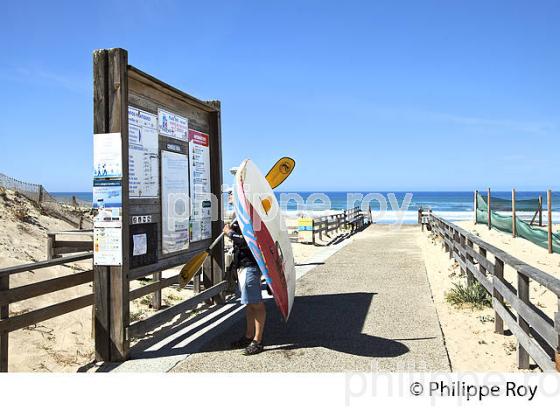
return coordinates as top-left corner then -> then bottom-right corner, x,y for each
548,189 -> 553,254
512,189 -> 516,238
0,274 -> 8,372
493,257 -> 505,335
474,190 -> 478,224
488,187 -> 492,230
93,48 -> 111,362
107,48 -> 130,362
517,271 -> 530,369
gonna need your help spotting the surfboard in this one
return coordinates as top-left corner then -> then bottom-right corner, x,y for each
233,159 -> 296,321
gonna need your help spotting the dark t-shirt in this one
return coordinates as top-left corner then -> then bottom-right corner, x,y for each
227,221 -> 258,268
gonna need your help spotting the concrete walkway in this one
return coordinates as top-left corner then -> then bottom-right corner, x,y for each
171,225 -> 450,372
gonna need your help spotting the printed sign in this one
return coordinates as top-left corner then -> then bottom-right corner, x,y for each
132,233 -> 148,256
188,129 -> 212,241
298,218 -> 314,243
158,108 -> 188,141
128,106 -> 159,198
94,227 -> 122,266
93,133 -> 122,178
93,180 -> 122,209
161,151 -> 190,254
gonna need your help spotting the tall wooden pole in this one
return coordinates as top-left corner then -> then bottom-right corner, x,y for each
474,190 -> 478,224
512,189 -> 516,238
488,188 -> 492,230
548,189 -> 553,254
539,195 -> 543,227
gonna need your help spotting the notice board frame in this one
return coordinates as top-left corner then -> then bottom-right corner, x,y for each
93,48 -> 224,362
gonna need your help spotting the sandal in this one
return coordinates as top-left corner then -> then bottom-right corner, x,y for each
243,340 -> 264,355
230,336 -> 252,349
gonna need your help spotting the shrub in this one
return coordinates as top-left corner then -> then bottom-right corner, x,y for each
14,205 -> 30,222
445,281 -> 491,309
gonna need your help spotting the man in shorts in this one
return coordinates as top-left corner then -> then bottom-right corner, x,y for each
223,190 -> 266,355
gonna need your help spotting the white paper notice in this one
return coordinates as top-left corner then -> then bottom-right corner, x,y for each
132,233 -> 148,256
128,107 -> 159,198
161,151 -> 190,254
158,108 -> 188,141
94,227 -> 122,266
93,133 -> 122,178
188,129 -> 212,241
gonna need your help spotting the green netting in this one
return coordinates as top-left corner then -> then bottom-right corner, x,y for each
476,193 -> 560,253
477,193 -> 540,212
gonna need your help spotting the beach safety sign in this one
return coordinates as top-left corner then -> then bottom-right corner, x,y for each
128,106 -> 159,198
188,129 -> 212,241
298,218 -> 314,243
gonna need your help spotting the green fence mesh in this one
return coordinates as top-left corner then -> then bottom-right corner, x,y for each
476,193 -> 560,253
477,193 -> 540,211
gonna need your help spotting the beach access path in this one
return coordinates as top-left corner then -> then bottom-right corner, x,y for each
169,225 -> 451,372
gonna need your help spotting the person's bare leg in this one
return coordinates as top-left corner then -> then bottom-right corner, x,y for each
245,305 -> 256,339
253,302 -> 266,343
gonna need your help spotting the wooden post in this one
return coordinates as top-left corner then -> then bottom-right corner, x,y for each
479,246 -> 487,275
93,48 -> 130,362
152,272 -> 162,310
474,190 -> 478,224
38,185 -> 44,203
548,190 -> 553,254
311,219 -> 315,245
0,274 -> 8,372
493,257 -> 505,335
466,238 -> 475,286
539,195 -> 543,227
487,188 -> 492,230
207,100 -> 225,304
459,234 -> 466,276
46,233 -> 55,260
512,189 -> 516,238
554,297 -> 560,372
517,271 -> 530,369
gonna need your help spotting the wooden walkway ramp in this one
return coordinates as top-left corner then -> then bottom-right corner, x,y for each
170,225 -> 450,372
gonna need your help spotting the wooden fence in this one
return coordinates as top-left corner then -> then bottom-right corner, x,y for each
428,213 -> 560,372
47,230 -> 93,260
0,252 -> 93,372
300,207 -> 368,245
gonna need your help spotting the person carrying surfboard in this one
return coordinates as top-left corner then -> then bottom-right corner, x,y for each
224,188 -> 266,355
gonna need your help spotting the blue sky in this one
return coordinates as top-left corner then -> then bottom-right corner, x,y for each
1,0 -> 558,192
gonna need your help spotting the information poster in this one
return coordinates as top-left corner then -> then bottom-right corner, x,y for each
93,133 -> 122,178
188,129 -> 212,241
161,151 -> 190,254
128,107 -> 159,198
158,108 -> 188,141
94,227 -> 122,266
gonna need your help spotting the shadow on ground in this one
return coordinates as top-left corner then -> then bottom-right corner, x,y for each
198,292 -> 409,359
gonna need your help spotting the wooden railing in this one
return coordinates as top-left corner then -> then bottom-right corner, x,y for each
301,207 -> 368,245
47,230 -> 93,259
0,248 -> 225,372
428,213 -> 560,372
0,252 -> 94,372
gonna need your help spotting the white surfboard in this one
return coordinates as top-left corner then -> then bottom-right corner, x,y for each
233,159 -> 296,321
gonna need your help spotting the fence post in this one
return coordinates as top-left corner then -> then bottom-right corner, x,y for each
152,271 -> 162,310
512,189 -> 516,238
517,271 -> 530,369
46,233 -> 55,260
312,219 -> 316,245
0,274 -> 8,372
466,238 -> 475,286
479,246 -> 487,275
554,297 -> 560,372
493,257 -> 505,335
459,234 -> 466,276
38,185 -> 44,203
474,190 -> 478,224
488,188 -> 492,230
539,195 -> 543,227
548,190 -> 553,254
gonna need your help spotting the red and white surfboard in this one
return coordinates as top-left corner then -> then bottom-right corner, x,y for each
233,159 -> 296,321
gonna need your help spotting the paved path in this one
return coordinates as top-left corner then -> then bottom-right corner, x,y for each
171,225 -> 450,372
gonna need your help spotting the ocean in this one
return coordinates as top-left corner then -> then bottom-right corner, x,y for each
51,191 -> 560,224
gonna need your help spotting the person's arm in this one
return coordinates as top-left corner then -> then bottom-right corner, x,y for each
223,223 -> 245,246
